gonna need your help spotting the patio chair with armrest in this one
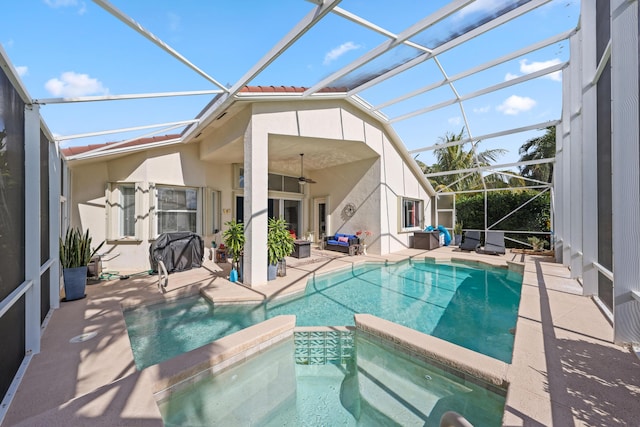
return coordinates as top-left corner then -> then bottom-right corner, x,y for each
459,230 -> 481,252
476,231 -> 506,255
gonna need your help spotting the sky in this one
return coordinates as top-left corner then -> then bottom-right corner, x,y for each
1,0 -> 580,168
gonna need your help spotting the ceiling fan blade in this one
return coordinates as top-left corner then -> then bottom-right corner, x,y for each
298,153 -> 317,184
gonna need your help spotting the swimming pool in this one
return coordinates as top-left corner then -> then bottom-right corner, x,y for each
125,259 -> 522,369
157,331 -> 506,426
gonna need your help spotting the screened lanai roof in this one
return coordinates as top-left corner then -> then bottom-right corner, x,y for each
2,0 -> 579,182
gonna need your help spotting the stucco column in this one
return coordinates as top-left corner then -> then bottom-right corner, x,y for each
243,118 -> 268,285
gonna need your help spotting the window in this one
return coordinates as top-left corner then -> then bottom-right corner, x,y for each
236,166 -> 302,194
156,186 -> 198,234
120,185 -> 136,237
269,198 -> 302,236
106,183 -> 140,240
235,196 -> 302,234
209,190 -> 221,234
401,197 -> 423,231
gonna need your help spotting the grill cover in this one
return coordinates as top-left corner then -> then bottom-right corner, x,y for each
149,232 -> 204,273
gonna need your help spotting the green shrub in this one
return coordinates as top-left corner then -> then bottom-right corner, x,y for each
456,191 -> 550,248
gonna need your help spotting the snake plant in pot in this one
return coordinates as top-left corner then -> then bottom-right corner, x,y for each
59,227 -> 104,301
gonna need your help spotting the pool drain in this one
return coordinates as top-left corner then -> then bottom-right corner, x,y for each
70,331 -> 98,343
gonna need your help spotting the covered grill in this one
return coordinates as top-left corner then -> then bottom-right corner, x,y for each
149,232 -> 204,273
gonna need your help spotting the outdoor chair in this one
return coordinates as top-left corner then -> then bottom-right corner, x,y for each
477,231 -> 506,255
459,230 -> 481,251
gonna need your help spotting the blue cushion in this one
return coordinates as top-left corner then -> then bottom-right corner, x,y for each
328,239 -> 349,246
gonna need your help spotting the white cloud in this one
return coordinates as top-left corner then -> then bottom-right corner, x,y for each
448,116 -> 461,126
323,41 -> 361,65
455,0 -> 502,19
45,71 -> 108,97
3,39 -> 15,49
496,95 -> 536,115
44,0 -> 86,15
167,12 -> 181,32
519,58 -> 562,81
44,0 -> 78,7
504,72 -> 518,81
15,66 -> 28,77
506,58 -> 562,83
473,105 -> 491,114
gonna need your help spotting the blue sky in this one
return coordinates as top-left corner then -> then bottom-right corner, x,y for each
1,0 -> 579,167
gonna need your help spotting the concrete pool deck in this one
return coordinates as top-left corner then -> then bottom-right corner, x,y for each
3,246 -> 639,426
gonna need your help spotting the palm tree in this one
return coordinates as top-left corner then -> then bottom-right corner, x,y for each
518,126 -> 556,183
429,128 -> 506,192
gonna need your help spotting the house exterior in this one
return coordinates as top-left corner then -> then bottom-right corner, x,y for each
63,87 -> 435,286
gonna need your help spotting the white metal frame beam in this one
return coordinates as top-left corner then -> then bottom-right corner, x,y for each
425,157 -> 555,178
56,119 -> 198,142
410,120 -> 560,154
390,61 -> 567,123
347,0 -> 553,98
92,0 -> 228,91
182,0 -> 344,142
375,29 -> 574,111
34,89 -> 224,105
302,0 -> 475,97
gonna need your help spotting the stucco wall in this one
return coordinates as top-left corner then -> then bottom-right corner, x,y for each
71,143 -> 234,272
69,98 -> 432,274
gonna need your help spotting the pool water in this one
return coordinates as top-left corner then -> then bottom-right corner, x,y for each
157,332 -> 506,426
125,260 -> 522,369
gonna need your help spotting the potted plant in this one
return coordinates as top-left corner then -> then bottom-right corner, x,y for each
223,220 -> 245,282
453,222 -> 463,246
527,236 -> 548,252
59,227 -> 104,301
267,217 -> 294,280
355,229 -> 372,255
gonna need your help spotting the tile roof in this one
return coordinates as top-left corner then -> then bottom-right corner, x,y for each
61,134 -> 180,157
239,85 -> 348,93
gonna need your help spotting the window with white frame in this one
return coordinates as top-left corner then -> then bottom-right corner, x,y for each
120,185 -> 136,237
401,197 -> 423,231
156,186 -> 199,234
106,183 -> 140,240
209,189 -> 221,234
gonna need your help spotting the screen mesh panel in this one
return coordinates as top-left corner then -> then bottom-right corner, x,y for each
596,60 -> 612,311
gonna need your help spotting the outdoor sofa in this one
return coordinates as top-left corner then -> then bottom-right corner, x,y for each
324,233 -> 359,254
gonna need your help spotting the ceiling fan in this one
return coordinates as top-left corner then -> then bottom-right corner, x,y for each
298,153 -> 316,185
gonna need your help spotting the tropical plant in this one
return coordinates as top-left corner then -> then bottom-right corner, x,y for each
267,217 -> 294,265
428,128 -> 506,192
518,126 -> 556,183
527,236 -> 549,251
59,227 -> 104,269
453,222 -> 463,236
223,219 -> 245,270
